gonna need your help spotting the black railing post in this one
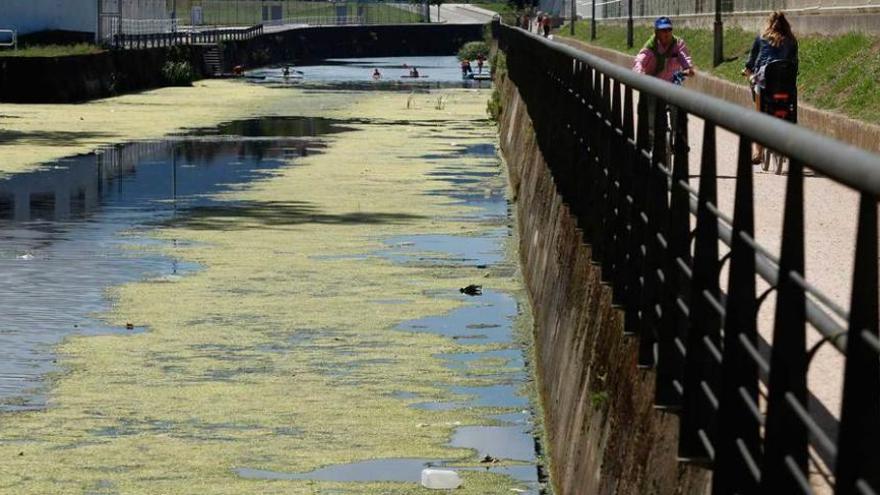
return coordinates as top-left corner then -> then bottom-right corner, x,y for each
760,158 -> 808,493
711,138 -> 761,495
613,85 -> 636,306
655,106 -> 690,409
636,95 -> 669,368
625,90 -> 651,337
679,121 -> 721,463
606,79 -> 626,290
834,193 -> 880,495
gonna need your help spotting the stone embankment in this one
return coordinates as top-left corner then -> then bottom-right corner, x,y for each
496,58 -> 712,493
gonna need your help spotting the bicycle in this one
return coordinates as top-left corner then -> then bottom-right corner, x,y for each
745,60 -> 798,174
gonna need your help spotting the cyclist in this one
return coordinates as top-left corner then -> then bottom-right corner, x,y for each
633,17 -> 695,146
743,11 -> 798,163
633,17 -> 695,83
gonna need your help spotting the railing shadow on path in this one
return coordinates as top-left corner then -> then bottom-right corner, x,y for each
495,21 -> 879,495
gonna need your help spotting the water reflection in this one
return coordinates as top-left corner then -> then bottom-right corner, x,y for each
246,56 -> 493,90
0,117 -> 345,411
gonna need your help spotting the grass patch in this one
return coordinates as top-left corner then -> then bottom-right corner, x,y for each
560,22 -> 880,124
1,43 -> 104,58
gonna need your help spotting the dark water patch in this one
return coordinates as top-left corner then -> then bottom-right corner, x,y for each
245,56 -> 492,90
450,384 -> 528,409
454,144 -> 497,156
181,116 -> 355,138
235,456 -> 536,486
436,349 -> 524,371
491,412 -> 532,424
0,117 -> 354,411
396,290 -> 516,345
411,401 -> 463,411
449,425 -> 536,462
382,230 -> 505,268
236,459 -> 437,482
169,201 -> 423,231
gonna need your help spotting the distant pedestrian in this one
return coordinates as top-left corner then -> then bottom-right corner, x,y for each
460,58 -> 472,78
476,54 -> 485,74
521,14 -> 530,30
542,15 -> 552,37
372,68 -> 382,80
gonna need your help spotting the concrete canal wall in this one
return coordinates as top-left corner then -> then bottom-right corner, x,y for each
495,64 -> 712,494
221,23 -> 485,70
0,46 -> 207,103
0,23 -> 484,103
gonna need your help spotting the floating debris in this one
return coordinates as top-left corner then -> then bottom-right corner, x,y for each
460,284 -> 482,296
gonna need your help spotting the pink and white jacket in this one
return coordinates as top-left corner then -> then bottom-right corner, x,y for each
633,37 -> 694,83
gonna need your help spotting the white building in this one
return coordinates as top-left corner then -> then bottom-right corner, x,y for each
0,0 -> 169,40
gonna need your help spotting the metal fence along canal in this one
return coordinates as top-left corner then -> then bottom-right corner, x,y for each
496,22 -> 879,495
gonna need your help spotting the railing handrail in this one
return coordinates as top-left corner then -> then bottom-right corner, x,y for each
515,26 -> 880,195
110,23 -> 263,49
0,28 -> 17,50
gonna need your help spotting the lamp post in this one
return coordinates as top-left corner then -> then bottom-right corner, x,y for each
713,0 -> 723,66
590,0 -> 596,40
570,0 -> 576,35
626,0 -> 633,47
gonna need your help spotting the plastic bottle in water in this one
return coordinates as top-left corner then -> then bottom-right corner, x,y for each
420,468 -> 462,489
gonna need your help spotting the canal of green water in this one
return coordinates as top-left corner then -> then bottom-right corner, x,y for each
0,56 -> 545,494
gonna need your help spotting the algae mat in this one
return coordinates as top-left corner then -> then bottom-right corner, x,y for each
0,86 -> 535,494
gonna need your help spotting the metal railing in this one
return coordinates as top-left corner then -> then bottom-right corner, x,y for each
109,24 -> 263,49
0,28 -> 17,52
568,0 -> 879,20
263,15 -> 366,27
495,22 -> 879,495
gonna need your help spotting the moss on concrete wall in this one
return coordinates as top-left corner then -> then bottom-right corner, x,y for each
495,63 -> 713,495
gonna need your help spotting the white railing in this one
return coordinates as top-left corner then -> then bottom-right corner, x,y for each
105,17 -> 180,36
119,17 -> 179,34
263,15 -> 367,26
0,28 -> 17,52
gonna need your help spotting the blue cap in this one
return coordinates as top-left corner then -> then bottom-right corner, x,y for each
654,16 -> 673,29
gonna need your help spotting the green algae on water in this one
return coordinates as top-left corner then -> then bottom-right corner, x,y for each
0,87 -> 537,494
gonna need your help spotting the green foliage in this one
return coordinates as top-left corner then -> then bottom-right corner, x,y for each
590,390 -> 609,408
2,43 -> 103,58
166,44 -> 191,63
486,51 -> 507,122
161,60 -> 194,87
560,22 -> 880,125
458,41 -> 490,61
